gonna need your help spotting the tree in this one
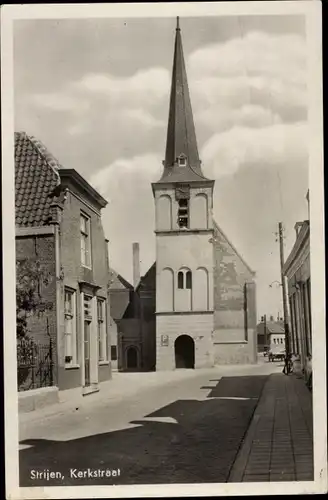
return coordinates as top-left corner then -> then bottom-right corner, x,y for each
16,257 -> 53,339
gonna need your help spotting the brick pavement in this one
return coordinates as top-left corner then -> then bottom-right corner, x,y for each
228,373 -> 313,482
19,371 -> 269,486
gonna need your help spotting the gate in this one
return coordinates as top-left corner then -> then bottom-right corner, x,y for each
17,336 -> 54,392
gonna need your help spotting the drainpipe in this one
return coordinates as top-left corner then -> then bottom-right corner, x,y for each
49,200 -> 64,387
132,242 -> 142,369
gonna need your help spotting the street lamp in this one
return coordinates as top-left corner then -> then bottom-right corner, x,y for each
269,281 -> 282,288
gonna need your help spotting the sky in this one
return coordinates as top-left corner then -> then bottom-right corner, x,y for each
14,15 -> 309,320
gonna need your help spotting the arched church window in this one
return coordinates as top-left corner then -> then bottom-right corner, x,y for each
178,271 -> 184,289
186,271 -> 192,290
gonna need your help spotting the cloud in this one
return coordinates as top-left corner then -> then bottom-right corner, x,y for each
89,154 -> 162,279
89,153 -> 162,198
14,23 -> 309,317
28,66 -> 170,141
188,31 -> 307,127
196,103 -> 282,132
31,92 -> 90,113
189,31 -> 305,82
71,68 -> 170,107
122,108 -> 165,128
201,122 -> 307,179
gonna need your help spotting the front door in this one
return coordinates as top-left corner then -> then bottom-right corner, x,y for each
175,335 -> 195,369
126,346 -> 138,370
84,320 -> 91,386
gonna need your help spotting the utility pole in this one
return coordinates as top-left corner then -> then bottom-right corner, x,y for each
278,222 -> 291,360
264,313 -> 268,349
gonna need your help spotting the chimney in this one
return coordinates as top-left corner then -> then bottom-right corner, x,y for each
132,242 -> 140,290
306,189 -> 310,220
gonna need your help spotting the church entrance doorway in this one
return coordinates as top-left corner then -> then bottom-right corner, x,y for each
174,335 -> 195,369
126,346 -> 138,370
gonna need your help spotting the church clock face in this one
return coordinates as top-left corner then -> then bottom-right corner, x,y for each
175,184 -> 190,200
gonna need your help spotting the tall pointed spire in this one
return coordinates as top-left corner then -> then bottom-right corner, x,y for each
159,17 -> 207,183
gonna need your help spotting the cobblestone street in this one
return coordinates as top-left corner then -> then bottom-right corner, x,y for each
19,359 -> 313,486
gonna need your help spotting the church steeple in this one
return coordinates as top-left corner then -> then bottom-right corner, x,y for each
158,17 -> 209,184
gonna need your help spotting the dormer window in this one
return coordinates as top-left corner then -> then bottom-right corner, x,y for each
178,154 -> 187,167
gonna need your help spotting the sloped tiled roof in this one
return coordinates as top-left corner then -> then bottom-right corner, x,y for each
109,267 -> 133,291
267,322 -> 285,334
257,321 -> 285,335
137,262 -> 156,292
15,132 -> 61,227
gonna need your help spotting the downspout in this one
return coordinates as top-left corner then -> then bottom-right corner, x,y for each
50,198 -> 64,388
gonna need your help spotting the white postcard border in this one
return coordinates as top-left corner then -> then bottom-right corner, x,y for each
1,2 -> 326,498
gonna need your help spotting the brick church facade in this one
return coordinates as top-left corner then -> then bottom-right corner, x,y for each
111,18 -> 257,370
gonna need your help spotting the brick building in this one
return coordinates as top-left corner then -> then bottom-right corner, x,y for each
283,191 -> 311,382
109,19 -> 257,371
15,132 -> 112,396
109,251 -> 156,372
152,18 -> 257,369
257,316 -> 285,352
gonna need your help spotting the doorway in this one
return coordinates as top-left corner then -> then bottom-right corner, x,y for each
126,346 -> 138,370
84,320 -> 91,386
175,335 -> 195,369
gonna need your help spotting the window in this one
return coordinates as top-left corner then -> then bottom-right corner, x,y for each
177,269 -> 192,290
178,154 -> 187,167
64,288 -> 77,364
83,294 -> 92,385
178,271 -> 184,289
97,298 -> 108,362
111,345 -> 118,361
186,271 -> 192,289
80,213 -> 91,267
292,293 -> 300,354
84,294 -> 92,319
178,198 -> 189,228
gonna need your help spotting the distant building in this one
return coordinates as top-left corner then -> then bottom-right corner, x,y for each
257,316 -> 285,352
108,267 -> 134,370
15,132 -> 111,398
109,253 -> 156,372
283,192 -> 311,380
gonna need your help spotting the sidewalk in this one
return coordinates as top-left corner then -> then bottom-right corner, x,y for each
228,373 -> 313,482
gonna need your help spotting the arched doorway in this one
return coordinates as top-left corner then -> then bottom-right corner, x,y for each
174,335 -> 195,369
126,346 -> 138,370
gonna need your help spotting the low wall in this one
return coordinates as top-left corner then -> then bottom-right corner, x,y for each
214,328 -> 257,365
19,386 -> 59,413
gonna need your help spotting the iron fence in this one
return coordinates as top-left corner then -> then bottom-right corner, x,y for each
17,337 -> 54,391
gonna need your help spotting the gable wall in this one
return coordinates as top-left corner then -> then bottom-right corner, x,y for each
213,224 -> 257,364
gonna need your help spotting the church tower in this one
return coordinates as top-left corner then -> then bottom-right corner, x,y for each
152,18 -> 215,370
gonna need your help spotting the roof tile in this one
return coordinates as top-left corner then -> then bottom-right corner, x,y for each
15,132 -> 60,227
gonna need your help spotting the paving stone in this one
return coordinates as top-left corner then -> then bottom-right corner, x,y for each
228,373 -> 313,483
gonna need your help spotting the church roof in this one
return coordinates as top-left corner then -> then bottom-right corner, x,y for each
156,17 -> 211,185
